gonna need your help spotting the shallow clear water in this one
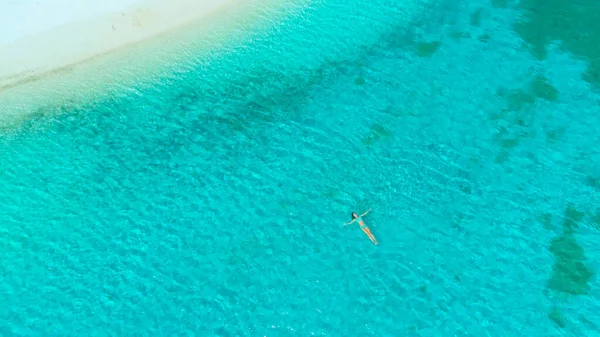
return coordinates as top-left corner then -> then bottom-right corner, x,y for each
1,0 -> 600,335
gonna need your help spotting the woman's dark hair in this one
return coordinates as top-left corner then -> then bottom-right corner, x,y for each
351,212 -> 357,219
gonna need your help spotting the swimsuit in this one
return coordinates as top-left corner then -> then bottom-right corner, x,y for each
358,217 -> 367,229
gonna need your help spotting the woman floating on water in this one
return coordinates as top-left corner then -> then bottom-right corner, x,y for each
344,208 -> 378,245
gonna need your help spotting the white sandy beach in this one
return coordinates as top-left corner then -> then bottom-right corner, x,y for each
0,0 -> 238,89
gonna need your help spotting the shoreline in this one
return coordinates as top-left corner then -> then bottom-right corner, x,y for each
0,0 -> 302,130
0,0 -> 235,90
0,0 -> 438,132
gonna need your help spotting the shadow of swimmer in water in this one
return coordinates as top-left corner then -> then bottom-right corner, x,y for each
343,208 -> 378,245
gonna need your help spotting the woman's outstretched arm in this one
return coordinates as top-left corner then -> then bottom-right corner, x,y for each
360,208 -> 372,217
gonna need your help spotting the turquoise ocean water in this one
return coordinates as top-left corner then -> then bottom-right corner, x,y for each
1,0 -> 600,335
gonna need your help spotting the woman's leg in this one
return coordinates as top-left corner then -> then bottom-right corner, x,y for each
365,228 -> 378,244
362,228 -> 378,244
